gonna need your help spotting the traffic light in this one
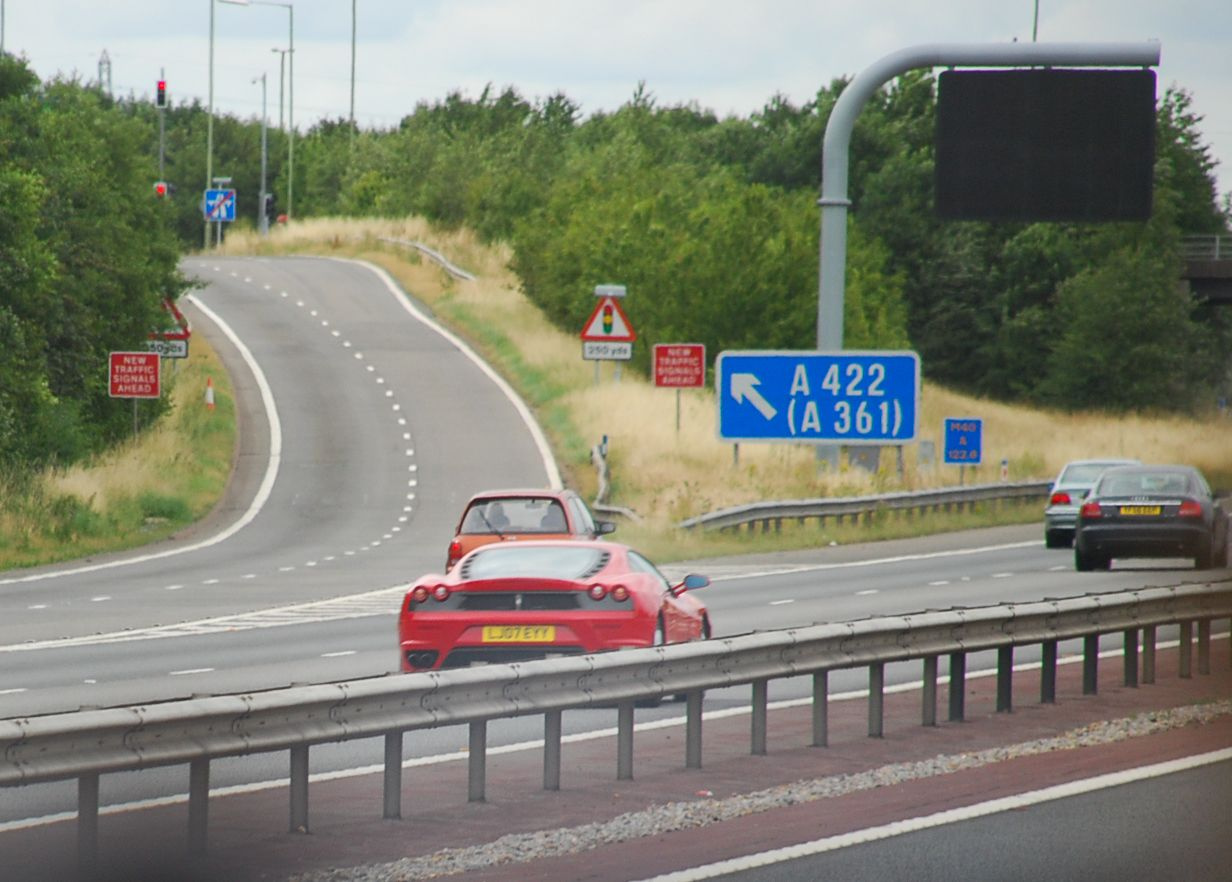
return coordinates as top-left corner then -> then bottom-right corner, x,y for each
156,79 -> 167,109
154,181 -> 168,198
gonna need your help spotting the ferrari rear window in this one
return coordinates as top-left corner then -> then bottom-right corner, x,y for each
462,545 -> 609,581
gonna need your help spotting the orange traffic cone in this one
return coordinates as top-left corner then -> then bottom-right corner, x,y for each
205,377 -> 215,410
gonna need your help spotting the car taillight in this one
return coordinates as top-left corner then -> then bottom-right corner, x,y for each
410,585 -> 430,604
588,583 -> 607,601
1178,500 -> 1203,518
1079,501 -> 1102,519
1049,491 -> 1071,506
446,540 -> 463,570
610,584 -> 629,602
431,584 -> 451,602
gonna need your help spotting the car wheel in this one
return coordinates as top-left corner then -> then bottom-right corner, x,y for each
1074,547 -> 1092,571
1195,537 -> 1213,570
1216,534 -> 1230,568
636,617 -> 668,708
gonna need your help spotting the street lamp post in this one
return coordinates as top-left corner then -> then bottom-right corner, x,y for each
255,72 -> 268,235
349,0 -> 357,139
271,46 -> 289,130
226,0 -> 294,220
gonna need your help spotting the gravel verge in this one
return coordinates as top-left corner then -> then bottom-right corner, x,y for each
287,698 -> 1232,882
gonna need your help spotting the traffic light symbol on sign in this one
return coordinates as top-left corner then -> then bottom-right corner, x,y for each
156,79 -> 167,109
602,303 -> 614,334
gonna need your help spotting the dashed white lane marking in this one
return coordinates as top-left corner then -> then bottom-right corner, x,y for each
0,584 -> 410,654
321,650 -> 357,658
169,668 -> 215,676
992,572 -> 1013,578
634,747 -> 1232,882
928,580 -> 950,586
856,589 -> 878,596
28,604 -> 47,610
0,688 -> 27,695
165,585 -> 183,591
90,596 -> 110,603
769,599 -> 796,606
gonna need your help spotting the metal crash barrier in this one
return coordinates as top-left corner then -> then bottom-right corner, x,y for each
2,582 -> 1230,874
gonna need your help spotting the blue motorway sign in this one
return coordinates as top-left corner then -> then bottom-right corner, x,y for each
943,417 -> 983,464
203,188 -> 237,222
716,350 -> 920,445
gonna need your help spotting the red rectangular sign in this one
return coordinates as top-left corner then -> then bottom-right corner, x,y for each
109,351 -> 161,399
653,343 -> 706,388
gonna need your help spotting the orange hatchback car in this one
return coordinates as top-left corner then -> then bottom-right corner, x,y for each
445,488 -> 616,571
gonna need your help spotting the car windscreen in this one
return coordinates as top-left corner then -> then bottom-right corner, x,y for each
462,545 -> 610,581
1097,471 -> 1191,497
1061,463 -> 1121,484
459,498 -> 567,534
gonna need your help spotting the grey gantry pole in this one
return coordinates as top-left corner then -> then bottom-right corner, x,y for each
814,41 -> 1161,471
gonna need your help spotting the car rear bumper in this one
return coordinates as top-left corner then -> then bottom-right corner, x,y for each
1075,522 -> 1210,559
399,613 -> 651,671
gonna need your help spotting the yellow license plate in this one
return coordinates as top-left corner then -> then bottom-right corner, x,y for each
481,625 -> 556,643
1119,505 -> 1161,516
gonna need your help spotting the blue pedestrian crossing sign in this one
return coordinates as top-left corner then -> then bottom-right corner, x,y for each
716,350 -> 920,445
203,188 -> 237,222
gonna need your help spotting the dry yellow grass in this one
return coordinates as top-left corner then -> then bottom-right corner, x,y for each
216,216 -> 1232,554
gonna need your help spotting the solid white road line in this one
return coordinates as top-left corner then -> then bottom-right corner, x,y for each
633,747 -> 1232,882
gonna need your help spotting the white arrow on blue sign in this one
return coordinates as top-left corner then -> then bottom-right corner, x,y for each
716,350 -> 920,445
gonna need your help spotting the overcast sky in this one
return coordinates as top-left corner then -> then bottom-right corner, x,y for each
6,1 -> 1231,199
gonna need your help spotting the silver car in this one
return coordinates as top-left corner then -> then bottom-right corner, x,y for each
1044,458 -> 1140,548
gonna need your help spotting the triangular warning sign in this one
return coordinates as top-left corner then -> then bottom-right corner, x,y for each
580,296 -> 637,342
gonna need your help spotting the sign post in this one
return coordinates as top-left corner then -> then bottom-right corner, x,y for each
716,350 -> 920,446
109,351 -> 162,436
653,343 -> 705,432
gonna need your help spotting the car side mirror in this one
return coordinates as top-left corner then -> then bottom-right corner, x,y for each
596,520 -> 617,535
679,574 -> 709,590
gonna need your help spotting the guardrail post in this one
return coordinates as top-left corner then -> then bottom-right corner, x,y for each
686,691 -> 703,769
751,679 -> 768,755
921,656 -> 937,726
617,701 -> 635,780
383,732 -> 402,819
1198,619 -> 1211,674
1083,635 -> 1099,694
1123,629 -> 1139,688
1143,625 -> 1157,684
868,662 -> 885,737
289,744 -> 309,832
996,646 -> 1013,712
544,710 -> 562,790
468,720 -> 487,801
812,671 -> 829,746
1041,640 -> 1058,703
188,758 -> 210,855
948,652 -> 966,722
78,772 -> 99,878
1179,621 -> 1193,678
